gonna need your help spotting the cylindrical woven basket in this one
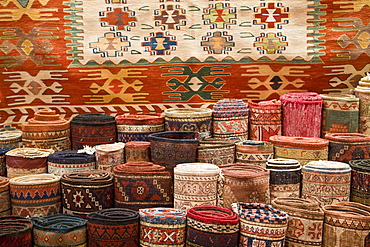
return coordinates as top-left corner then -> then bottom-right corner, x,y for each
302,160 -> 351,206
32,214 -> 87,247
113,161 -> 173,210
0,176 -> 11,216
116,113 -> 165,142
0,148 -> 13,176
354,73 -> 370,135
6,148 -> 54,178
325,132 -> 370,163
235,202 -> 289,247
95,142 -> 125,172
9,173 -> 61,217
219,164 -> 270,208
61,170 -> 114,218
21,109 -> 71,151
271,197 -> 324,247
139,207 -> 187,247
269,135 -> 329,166
186,206 -> 239,247
0,125 -> 22,149
197,138 -> 235,166
322,202 -> 370,247
266,158 -> 301,200
47,150 -> 95,175
212,98 -> 249,141
0,216 -> 33,247
235,140 -> 274,167
149,131 -> 199,175
70,113 -> 117,150
280,92 -> 324,138
125,141 -> 151,162
320,94 -> 359,136
87,208 -> 139,247
349,159 -> 370,206
174,163 -> 220,210
248,99 -> 282,141
164,108 -> 213,138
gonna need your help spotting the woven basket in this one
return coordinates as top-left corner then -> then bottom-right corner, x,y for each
248,99 -> 282,141
0,148 -> 13,176
5,148 -> 54,178
139,207 -> 187,246
186,206 -> 239,247
47,150 -> 95,175
21,109 -> 71,151
0,125 -> 22,149
0,176 -> 11,216
61,170 -> 114,218
95,142 -> 125,171
0,216 -> 33,247
125,141 -> 151,162
32,214 -> 87,247
235,202 -> 289,247
174,163 -> 220,210
349,159 -> 370,206
269,135 -> 329,166
219,164 -> 270,208
302,160 -> 351,206
70,113 -> 117,150
9,173 -> 61,217
87,208 -> 139,247
113,161 -> 173,210
197,138 -> 235,166
320,94 -> 359,136
266,158 -> 301,200
325,132 -> 370,163
116,113 -> 164,142
235,140 -> 274,167
271,197 -> 324,247
354,73 -> 370,135
322,202 -> 370,247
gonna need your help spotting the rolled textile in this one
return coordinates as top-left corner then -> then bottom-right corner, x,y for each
349,159 -> 370,206
164,108 -> 213,138
0,148 -> 13,176
248,99 -> 282,141
61,170 -> 114,218
95,142 -> 125,171
124,141 -> 151,162
47,150 -> 96,175
174,163 -> 220,210
87,208 -> 139,247
235,140 -> 274,167
32,214 -> 87,247
186,206 -> 239,247
0,125 -> 22,149
325,132 -> 370,163
280,92 -> 324,138
6,148 -> 54,178
269,135 -> 329,166
266,158 -> 301,200
354,73 -> 370,135
139,207 -> 187,247
271,197 -> 324,247
116,113 -> 164,142
302,160 -> 351,206
9,173 -> 61,217
219,164 -> 270,208
113,161 -> 173,210
235,202 -> 289,247
0,176 -> 11,216
322,202 -> 370,247
320,94 -> 359,136
0,216 -> 33,247
197,138 -> 235,166
70,113 -> 117,150
149,131 -> 199,175
212,98 -> 249,141
21,109 -> 71,151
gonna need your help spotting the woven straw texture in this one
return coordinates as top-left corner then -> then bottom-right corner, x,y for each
197,138 -> 235,166
47,150 -> 96,175
94,142 -> 125,171
0,126 -> 22,149
0,176 -> 11,216
235,141 -> 274,167
354,74 -> 370,135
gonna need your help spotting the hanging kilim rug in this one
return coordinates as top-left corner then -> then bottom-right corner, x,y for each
0,1 -> 370,127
